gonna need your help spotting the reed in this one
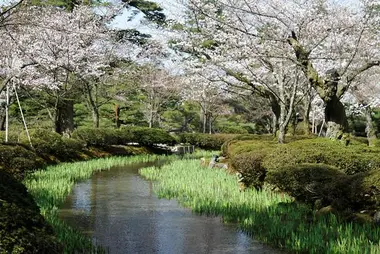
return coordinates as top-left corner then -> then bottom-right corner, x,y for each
140,160 -> 380,254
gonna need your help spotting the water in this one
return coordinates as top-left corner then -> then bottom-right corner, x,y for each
58,161 -> 280,254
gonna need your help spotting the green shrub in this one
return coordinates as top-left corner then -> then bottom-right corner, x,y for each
263,139 -> 380,175
122,126 -> 177,146
217,125 -> 249,134
73,127 -> 177,147
267,163 -> 380,212
0,171 -> 62,253
231,151 -> 267,190
266,164 -> 351,207
24,129 -> 64,155
72,127 -> 119,147
0,144 -> 44,178
0,131 -> 20,143
18,129 -> 85,161
59,138 -> 86,160
221,134 -> 275,156
179,133 -> 237,150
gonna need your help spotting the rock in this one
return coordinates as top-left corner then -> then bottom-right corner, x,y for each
316,205 -> 336,218
200,157 -> 206,166
374,211 -> 380,225
348,213 -> 373,224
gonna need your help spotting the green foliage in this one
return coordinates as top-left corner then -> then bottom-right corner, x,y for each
120,126 -> 177,146
217,124 -> 249,134
231,151 -> 267,190
0,171 -> 62,253
221,134 -> 276,156
73,127 -> 177,147
72,127 -> 119,147
178,133 -> 237,150
19,129 -> 86,161
267,164 -> 348,206
127,0 -> 166,24
267,164 -> 380,212
201,39 -> 218,49
0,144 -> 45,178
140,160 -> 380,253
263,139 -> 380,175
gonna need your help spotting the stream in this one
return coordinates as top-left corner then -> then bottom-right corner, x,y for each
58,161 -> 280,254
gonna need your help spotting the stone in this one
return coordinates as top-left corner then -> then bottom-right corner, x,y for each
374,211 -> 380,225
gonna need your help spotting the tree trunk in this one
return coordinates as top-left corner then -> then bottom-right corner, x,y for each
202,109 -> 206,133
301,94 -> 311,135
278,124 -> 286,144
365,105 -> 376,147
55,99 -> 74,135
324,96 -> 348,140
0,110 -> 5,131
208,113 -> 212,134
270,98 -> 280,136
92,107 -> 99,128
288,34 -> 349,141
115,104 -> 121,128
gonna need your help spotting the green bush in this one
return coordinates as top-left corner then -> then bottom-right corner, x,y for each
0,144 -> 44,178
179,133 -> 237,150
18,129 -> 85,161
0,131 -> 20,143
267,164 -> 380,212
263,139 -> 380,175
72,127 -> 119,147
73,127 -> 177,147
231,151 -> 268,190
23,129 -> 64,155
217,125 -> 249,134
122,126 -> 177,146
266,163 -> 349,207
221,134 -> 275,156
0,171 -> 62,253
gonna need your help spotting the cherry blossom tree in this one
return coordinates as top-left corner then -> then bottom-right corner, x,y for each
129,64 -> 181,128
0,5 -> 118,133
179,0 -> 380,141
347,69 -> 380,145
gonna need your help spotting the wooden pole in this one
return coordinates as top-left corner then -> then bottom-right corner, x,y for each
13,83 -> 33,148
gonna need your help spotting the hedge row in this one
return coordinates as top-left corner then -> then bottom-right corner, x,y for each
72,126 -> 177,147
225,137 -> 380,213
178,133 -> 250,150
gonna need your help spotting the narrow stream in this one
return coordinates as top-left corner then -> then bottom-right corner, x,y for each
58,161 -> 280,254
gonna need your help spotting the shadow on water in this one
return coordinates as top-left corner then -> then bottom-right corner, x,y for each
58,161 -> 280,254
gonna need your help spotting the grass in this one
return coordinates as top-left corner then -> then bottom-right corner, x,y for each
23,150 -> 216,253
140,160 -> 380,254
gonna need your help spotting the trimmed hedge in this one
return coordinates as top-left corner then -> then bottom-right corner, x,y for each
72,127 -> 177,147
267,164 -> 380,211
263,139 -> 380,175
19,129 -> 86,161
179,133 -> 238,150
266,164 -> 349,207
121,126 -> 177,146
225,136 -> 380,213
0,171 -> 62,253
0,144 -> 45,178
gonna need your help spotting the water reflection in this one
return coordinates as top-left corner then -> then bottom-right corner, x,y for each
59,162 -> 279,254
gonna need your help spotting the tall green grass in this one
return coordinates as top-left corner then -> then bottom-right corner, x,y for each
24,150 -> 217,253
140,160 -> 380,254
